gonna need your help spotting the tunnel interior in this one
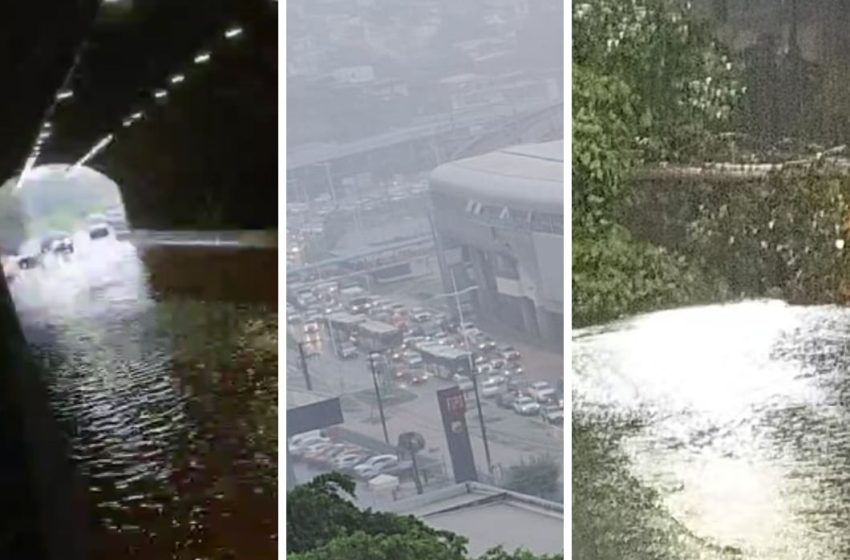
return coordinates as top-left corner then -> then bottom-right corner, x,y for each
0,1 -> 278,557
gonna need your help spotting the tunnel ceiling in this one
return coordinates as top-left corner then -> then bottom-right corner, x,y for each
3,0 -> 277,230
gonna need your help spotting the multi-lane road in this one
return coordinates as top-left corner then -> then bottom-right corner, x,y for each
286,323 -> 563,479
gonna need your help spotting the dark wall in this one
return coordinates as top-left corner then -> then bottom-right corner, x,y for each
1,2 -> 100,558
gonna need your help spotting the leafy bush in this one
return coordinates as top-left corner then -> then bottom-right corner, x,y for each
574,0 -> 740,163
572,0 -> 741,326
503,455 -> 561,502
684,165 -> 850,303
573,226 -> 715,327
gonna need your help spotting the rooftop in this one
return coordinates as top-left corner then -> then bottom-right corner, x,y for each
430,140 -> 564,210
359,320 -> 399,334
384,482 -> 564,557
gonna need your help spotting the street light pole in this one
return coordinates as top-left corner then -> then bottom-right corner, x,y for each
298,342 -> 313,391
369,352 -> 390,444
449,268 -> 493,475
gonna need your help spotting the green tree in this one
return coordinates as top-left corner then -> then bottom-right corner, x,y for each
572,0 -> 739,325
287,473 -> 562,560
503,455 -> 560,501
574,0 -> 739,163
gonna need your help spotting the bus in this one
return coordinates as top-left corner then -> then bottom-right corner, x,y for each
418,344 -> 473,379
357,320 -> 403,353
326,312 -> 367,345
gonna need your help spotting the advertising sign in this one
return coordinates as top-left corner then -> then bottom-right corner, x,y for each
437,387 -> 478,483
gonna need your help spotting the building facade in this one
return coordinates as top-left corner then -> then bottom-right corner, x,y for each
429,140 -> 563,349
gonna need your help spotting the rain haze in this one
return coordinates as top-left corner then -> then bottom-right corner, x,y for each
285,1 -> 564,558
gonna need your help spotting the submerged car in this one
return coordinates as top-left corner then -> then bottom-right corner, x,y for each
88,223 -> 110,240
16,253 -> 41,270
41,234 -> 73,255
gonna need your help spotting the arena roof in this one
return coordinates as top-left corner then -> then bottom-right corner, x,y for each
430,140 -> 564,212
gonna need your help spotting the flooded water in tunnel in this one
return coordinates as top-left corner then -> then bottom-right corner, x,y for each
573,301 -> 850,560
9,233 -> 277,559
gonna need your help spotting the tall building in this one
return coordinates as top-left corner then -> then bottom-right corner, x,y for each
429,140 -> 563,349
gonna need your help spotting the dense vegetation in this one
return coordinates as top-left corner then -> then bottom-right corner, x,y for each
287,473 -> 563,560
572,0 -> 740,326
635,163 -> 850,305
503,455 -> 561,503
574,0 -> 850,326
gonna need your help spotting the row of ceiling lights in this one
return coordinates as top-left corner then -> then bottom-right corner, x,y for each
18,23 -> 246,185
73,24 -> 245,170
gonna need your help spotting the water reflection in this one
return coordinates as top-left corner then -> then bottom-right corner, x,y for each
10,234 -> 277,559
573,300 -> 850,559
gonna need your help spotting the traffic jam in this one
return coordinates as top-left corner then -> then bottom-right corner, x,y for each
287,279 -> 565,427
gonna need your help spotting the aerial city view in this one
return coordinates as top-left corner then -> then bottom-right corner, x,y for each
285,1 -> 564,559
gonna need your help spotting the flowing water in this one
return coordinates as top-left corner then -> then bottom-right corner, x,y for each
573,300 -> 850,559
10,233 -> 277,559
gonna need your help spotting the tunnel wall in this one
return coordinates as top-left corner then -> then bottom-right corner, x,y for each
0,274 -> 90,559
141,246 -> 277,306
97,8 -> 277,232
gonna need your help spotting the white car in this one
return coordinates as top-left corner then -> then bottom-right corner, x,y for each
410,308 -> 431,322
477,363 -> 495,376
528,381 -> 555,402
480,377 -> 503,398
499,346 -> 521,361
333,452 -> 369,470
353,454 -> 399,478
288,435 -> 329,456
490,358 -> 507,371
504,363 -> 524,377
404,351 -> 424,367
298,441 -> 334,459
513,396 -> 540,416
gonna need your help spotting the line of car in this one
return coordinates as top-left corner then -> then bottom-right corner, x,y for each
288,432 -> 413,480
287,280 -> 564,425
6,223 -> 113,275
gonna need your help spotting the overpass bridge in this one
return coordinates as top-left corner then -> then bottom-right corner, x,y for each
0,1 -> 276,558
286,99 -> 562,202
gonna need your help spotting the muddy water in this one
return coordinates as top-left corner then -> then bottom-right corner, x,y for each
573,301 -> 850,560
10,234 -> 277,559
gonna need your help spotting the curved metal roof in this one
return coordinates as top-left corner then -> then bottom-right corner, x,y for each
430,140 -> 563,212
